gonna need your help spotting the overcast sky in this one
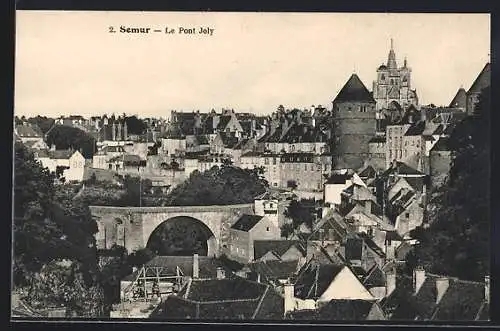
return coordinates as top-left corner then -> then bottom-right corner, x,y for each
15,11 -> 490,119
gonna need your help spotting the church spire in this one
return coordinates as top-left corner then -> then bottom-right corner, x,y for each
387,38 -> 397,69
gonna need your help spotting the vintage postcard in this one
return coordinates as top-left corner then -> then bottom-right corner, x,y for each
12,10 -> 490,323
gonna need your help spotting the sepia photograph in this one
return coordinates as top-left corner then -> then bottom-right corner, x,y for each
12,11 -> 490,323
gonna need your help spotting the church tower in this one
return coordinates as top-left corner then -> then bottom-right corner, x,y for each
373,39 -> 418,111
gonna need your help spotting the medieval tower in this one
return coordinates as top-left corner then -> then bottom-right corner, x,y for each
332,73 -> 377,171
372,39 -> 418,111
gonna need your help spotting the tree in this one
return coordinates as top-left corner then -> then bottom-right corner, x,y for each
46,125 -> 97,158
125,116 -> 147,135
408,86 -> 490,281
27,116 -> 55,135
165,165 -> 268,206
13,142 -> 61,284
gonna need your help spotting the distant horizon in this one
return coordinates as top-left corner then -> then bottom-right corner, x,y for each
15,11 -> 490,118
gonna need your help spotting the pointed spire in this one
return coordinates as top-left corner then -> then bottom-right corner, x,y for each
387,38 -> 397,69
404,56 -> 407,68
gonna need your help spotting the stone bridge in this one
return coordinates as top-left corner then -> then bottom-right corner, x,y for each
89,204 -> 254,257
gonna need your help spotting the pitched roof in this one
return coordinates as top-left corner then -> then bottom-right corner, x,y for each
216,115 -> 233,130
16,124 -> 43,138
404,121 -> 426,136
186,278 -> 264,301
49,150 -> 75,160
157,279 -> 284,320
385,161 -> 425,177
359,165 -> 377,179
368,135 -> 386,143
363,266 -> 386,289
294,262 -> 344,300
449,88 -> 467,108
430,136 -> 452,152
254,240 -> 305,261
325,173 -> 350,185
246,260 -> 300,282
230,214 -> 264,232
467,63 -> 491,94
279,124 -> 328,144
288,299 -> 382,321
390,274 -> 488,321
333,74 -> 376,104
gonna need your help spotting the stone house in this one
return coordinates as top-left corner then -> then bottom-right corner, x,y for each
228,214 -> 281,263
34,148 -> 86,182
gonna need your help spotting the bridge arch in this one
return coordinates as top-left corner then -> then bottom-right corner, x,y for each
145,216 -> 218,257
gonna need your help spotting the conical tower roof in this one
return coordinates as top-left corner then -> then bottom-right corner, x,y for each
333,74 -> 375,104
467,63 -> 490,94
387,39 -> 397,70
449,87 -> 467,108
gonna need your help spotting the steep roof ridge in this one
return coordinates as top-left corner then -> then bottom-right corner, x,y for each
425,273 -> 485,285
362,263 -> 382,285
251,285 -> 270,319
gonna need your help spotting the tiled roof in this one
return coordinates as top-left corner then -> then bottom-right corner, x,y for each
404,121 -> 426,136
467,63 -> 491,94
430,136 -> 452,152
246,260 -> 300,282
333,74 -> 376,104
187,278 -> 264,301
49,150 -> 75,160
385,161 -> 425,177
449,88 -> 467,109
288,299 -> 383,321
369,135 -> 386,143
216,116 -> 233,130
230,214 -> 264,232
157,279 -> 284,320
359,165 -> 377,179
389,274 -> 488,321
363,266 -> 386,289
16,124 -> 43,138
279,124 -> 328,144
325,174 -> 350,185
294,262 -> 344,300
254,240 -> 305,261
218,132 -> 239,148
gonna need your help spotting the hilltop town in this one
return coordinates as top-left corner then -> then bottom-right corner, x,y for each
12,42 -> 490,321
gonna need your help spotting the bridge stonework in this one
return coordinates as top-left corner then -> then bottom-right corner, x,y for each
89,204 -> 254,256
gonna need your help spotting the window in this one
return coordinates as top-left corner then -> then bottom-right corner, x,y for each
273,157 -> 277,165
266,227 -> 270,232
304,164 -> 308,171
390,79 -> 394,85
109,164 -> 112,170
405,212 -> 410,218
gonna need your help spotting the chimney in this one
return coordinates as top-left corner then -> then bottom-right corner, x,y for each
485,275 -> 490,304
283,282 -> 295,316
420,108 -> 427,123
256,273 -> 261,283
435,277 -> 449,304
413,266 -> 426,294
385,266 -> 396,297
216,267 -> 225,280
385,241 -> 395,262
192,254 -> 199,279
112,122 -> 116,141
50,144 -> 56,151
365,200 -> 372,214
